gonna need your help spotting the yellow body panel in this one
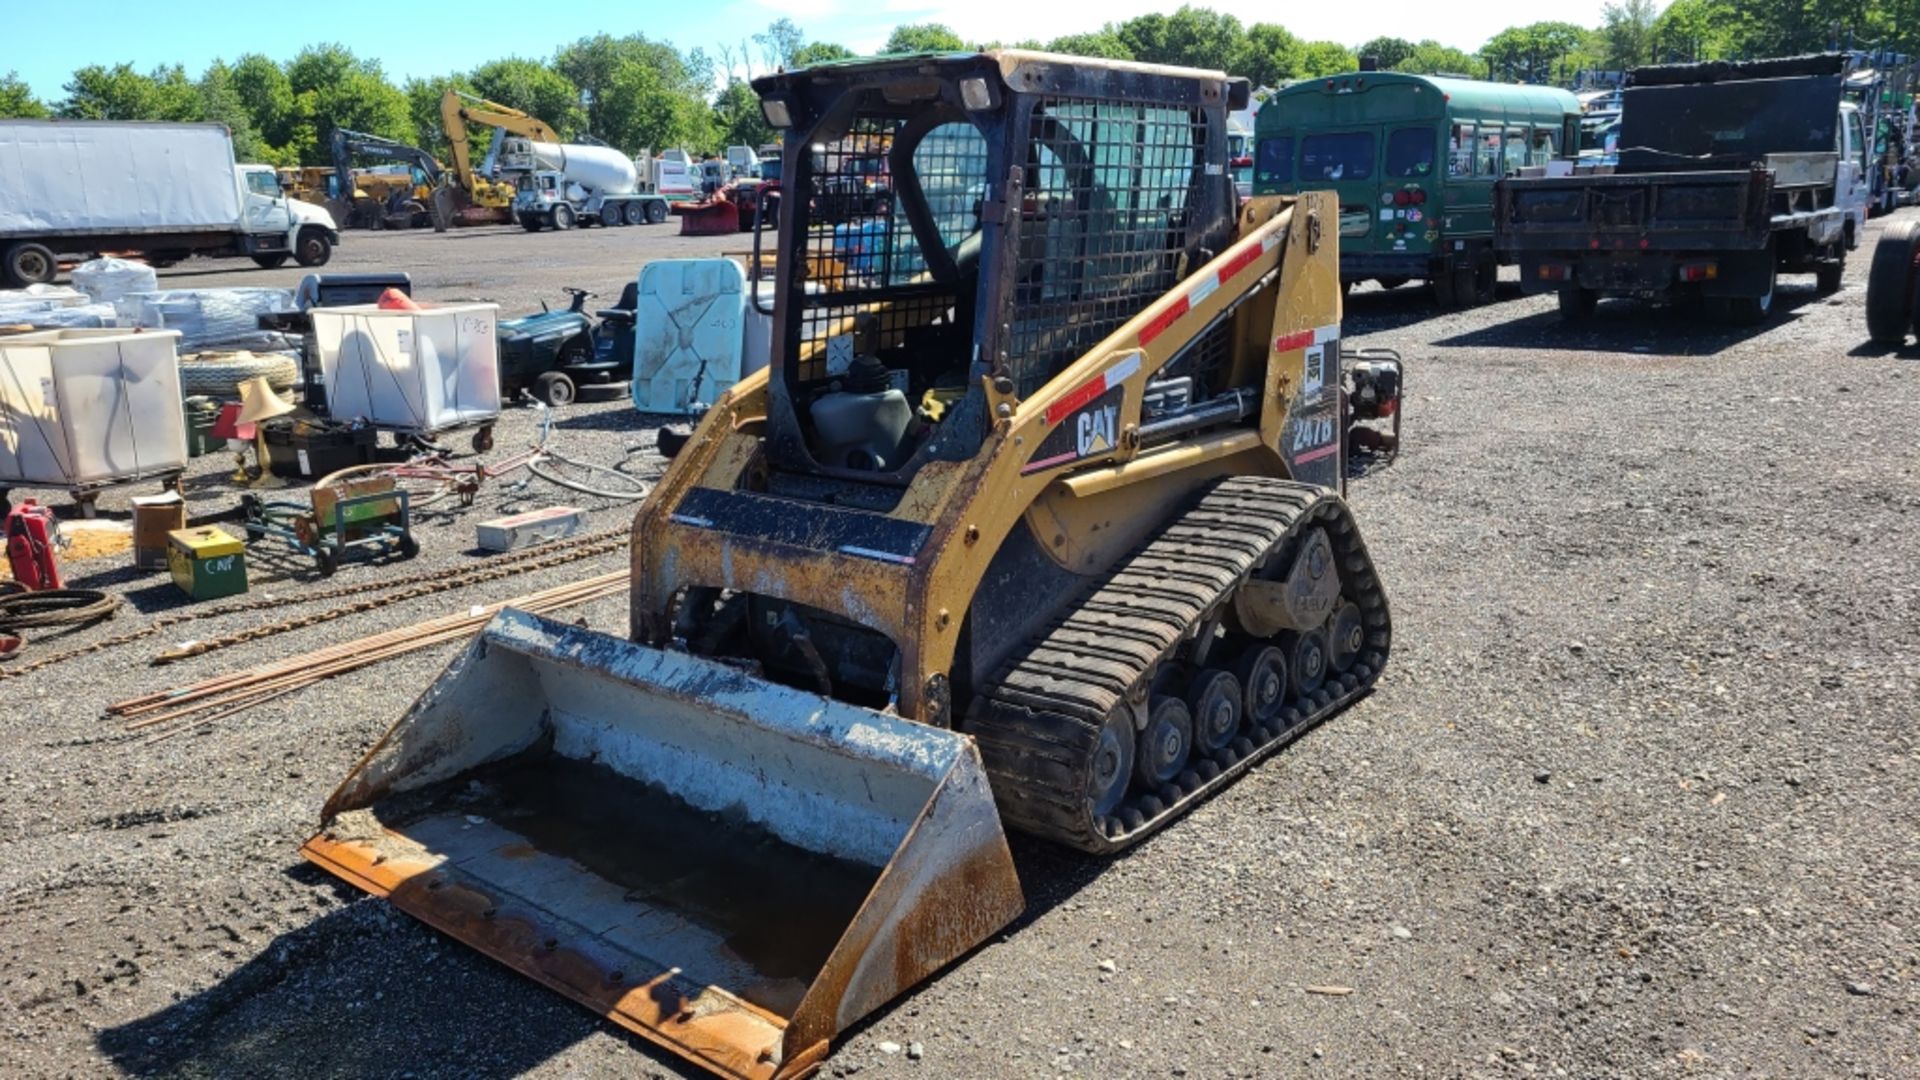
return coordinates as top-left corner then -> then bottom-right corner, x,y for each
631,192 -> 1344,724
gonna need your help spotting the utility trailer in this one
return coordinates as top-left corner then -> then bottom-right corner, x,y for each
1497,54 -> 1869,323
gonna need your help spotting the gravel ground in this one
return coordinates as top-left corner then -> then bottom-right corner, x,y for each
2,217 -> 1916,1080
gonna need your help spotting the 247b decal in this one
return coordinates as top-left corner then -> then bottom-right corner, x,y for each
1290,410 -> 1339,465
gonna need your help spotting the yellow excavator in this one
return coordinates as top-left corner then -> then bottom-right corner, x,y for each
429,89 -> 553,225
305,52 -> 1400,1080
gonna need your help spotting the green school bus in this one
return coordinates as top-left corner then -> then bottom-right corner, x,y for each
1254,72 -> 1581,305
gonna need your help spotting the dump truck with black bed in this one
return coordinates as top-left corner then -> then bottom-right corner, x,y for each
1496,54 -> 1871,322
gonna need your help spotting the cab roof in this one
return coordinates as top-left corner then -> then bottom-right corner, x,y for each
1260,71 -> 1580,128
754,49 -> 1245,106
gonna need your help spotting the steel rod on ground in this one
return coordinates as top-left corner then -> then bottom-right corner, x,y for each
111,571 -> 628,736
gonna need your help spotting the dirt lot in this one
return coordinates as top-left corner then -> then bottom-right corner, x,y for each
2,218 -> 1916,1080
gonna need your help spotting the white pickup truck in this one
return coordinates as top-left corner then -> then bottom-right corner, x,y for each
0,120 -> 339,286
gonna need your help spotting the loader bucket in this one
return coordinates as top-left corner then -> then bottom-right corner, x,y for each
303,609 -> 1023,1080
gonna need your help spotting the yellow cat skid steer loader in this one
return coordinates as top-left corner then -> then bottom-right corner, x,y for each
304,51 -> 1399,1080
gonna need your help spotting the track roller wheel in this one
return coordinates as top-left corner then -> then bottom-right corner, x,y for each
1088,705 -> 1135,819
1232,645 -> 1289,731
1327,602 -> 1364,673
1282,627 -> 1329,698
1187,669 -> 1243,756
969,477 -> 1393,854
1134,695 -> 1193,789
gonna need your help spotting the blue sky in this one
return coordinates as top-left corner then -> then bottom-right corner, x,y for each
5,0 -> 1612,101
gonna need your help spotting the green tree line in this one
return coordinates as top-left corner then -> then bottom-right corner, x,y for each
0,2 -> 1913,165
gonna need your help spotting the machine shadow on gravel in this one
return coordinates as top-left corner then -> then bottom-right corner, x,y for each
1431,284 -> 1825,354
96,875 -> 624,1079
94,844 -> 1114,1080
1847,340 -> 1920,359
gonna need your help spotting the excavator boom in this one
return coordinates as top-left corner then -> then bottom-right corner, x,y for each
437,90 -> 557,220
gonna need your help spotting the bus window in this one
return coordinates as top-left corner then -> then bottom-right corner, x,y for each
1503,128 -> 1530,173
1385,128 -> 1436,178
1475,128 -> 1504,176
1300,132 -> 1375,181
1531,128 -> 1558,166
1255,136 -> 1294,184
1449,124 -> 1475,177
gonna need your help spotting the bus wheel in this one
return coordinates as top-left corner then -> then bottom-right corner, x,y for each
1473,257 -> 1498,304
1453,266 -> 1479,307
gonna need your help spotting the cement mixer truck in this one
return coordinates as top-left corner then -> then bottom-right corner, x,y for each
504,138 -> 670,230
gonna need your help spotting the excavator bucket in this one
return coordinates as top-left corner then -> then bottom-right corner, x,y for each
303,609 -> 1023,1080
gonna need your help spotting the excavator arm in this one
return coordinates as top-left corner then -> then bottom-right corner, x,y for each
332,128 -> 445,188
327,128 -> 449,231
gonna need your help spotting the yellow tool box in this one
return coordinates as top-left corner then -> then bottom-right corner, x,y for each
166,526 -> 248,601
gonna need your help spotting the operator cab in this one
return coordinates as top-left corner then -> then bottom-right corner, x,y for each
750,52 -> 1242,501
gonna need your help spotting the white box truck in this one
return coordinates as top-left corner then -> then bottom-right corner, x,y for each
0,120 -> 340,287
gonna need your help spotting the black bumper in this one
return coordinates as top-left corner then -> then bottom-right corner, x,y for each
1340,252 -> 1435,280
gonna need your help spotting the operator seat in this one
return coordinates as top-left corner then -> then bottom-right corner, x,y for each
597,281 -> 639,327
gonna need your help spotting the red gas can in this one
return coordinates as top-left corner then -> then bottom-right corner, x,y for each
4,501 -> 63,591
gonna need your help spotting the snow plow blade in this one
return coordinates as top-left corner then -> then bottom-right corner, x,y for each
302,609 -> 1023,1080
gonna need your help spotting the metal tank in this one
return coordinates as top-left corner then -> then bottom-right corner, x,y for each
503,138 -> 638,194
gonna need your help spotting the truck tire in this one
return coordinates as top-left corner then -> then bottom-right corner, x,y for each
645,200 -> 668,225
624,202 -> 649,226
1814,252 -> 1845,296
3,242 -> 58,287
1865,219 -> 1920,344
520,215 -> 544,233
1557,287 -> 1598,321
605,201 -> 629,227
1723,255 -> 1776,326
178,350 -> 301,398
253,254 -> 290,270
293,229 -> 332,268
552,205 -> 576,231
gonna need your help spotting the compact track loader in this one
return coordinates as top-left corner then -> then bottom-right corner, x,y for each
305,51 -> 1396,1080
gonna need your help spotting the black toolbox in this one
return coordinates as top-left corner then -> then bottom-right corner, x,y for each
261,418 -> 380,480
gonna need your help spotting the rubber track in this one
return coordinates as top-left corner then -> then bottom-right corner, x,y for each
967,476 -> 1392,854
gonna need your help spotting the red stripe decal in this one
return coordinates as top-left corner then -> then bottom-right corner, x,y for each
1137,295 -> 1190,346
1295,441 -> 1340,465
1272,329 -> 1315,353
1216,242 -> 1263,285
1045,374 -> 1109,425
1020,449 -> 1081,475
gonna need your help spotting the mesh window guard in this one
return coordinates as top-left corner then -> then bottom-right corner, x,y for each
1006,99 -> 1206,397
793,116 -> 989,388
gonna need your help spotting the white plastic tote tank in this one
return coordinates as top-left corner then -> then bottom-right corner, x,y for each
0,328 -> 187,487
311,303 -> 501,432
